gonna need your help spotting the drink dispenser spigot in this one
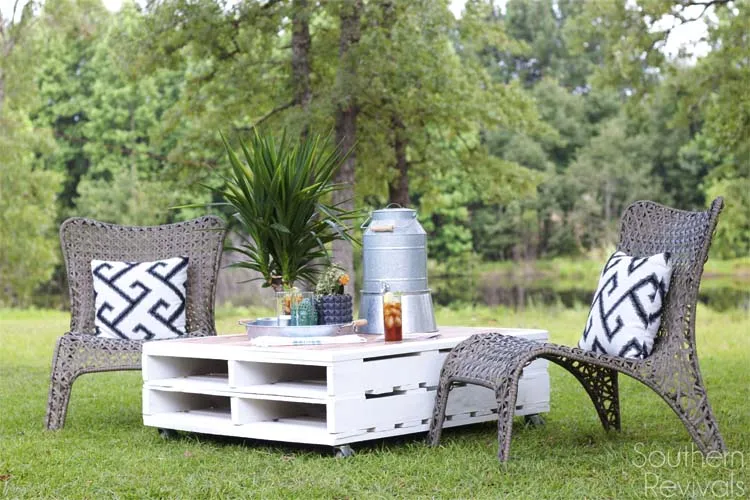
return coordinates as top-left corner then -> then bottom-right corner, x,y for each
358,207 -> 437,334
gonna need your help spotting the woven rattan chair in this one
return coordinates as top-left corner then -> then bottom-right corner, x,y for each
429,198 -> 726,461
45,216 -> 226,430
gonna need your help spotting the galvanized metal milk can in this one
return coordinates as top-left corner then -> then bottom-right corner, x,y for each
358,207 -> 437,334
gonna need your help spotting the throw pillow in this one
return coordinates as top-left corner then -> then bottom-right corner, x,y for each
578,251 -> 673,359
91,257 -> 188,340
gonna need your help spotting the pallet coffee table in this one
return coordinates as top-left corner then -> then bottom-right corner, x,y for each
142,326 -> 550,456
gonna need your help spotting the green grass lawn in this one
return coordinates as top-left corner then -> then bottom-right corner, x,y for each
1,305 -> 748,499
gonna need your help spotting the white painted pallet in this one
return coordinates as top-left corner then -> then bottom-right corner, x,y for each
142,327 -> 550,447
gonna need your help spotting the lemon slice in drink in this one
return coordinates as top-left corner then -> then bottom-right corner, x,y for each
383,291 -> 395,303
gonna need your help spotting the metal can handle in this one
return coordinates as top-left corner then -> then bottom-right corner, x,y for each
384,203 -> 417,219
361,206 -> 417,229
360,213 -> 372,230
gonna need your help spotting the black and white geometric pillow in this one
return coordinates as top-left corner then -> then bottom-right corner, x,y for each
91,257 -> 188,340
578,251 -> 673,359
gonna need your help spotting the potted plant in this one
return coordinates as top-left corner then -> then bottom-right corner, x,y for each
315,264 -> 353,325
215,129 -> 361,293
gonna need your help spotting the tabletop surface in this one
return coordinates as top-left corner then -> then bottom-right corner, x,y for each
142,326 -> 549,363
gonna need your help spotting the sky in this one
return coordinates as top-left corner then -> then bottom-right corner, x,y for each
2,0 -> 709,59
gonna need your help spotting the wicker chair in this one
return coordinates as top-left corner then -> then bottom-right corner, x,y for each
45,216 -> 226,430
429,198 -> 726,461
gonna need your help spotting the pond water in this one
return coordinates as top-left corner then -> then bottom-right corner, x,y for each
430,274 -> 750,312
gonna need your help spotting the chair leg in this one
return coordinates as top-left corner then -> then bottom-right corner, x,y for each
45,335 -> 93,430
654,364 -> 727,454
45,334 -> 143,430
669,393 -> 726,454
45,337 -> 78,430
553,358 -> 621,432
494,375 -> 521,462
428,377 -> 454,447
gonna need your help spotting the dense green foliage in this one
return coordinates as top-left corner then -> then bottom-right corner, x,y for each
1,305 -> 748,497
1,0 -> 748,306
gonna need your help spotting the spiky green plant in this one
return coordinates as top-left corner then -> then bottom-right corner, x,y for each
217,129 -> 361,290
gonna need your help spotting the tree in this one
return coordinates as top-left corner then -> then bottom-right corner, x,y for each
503,0 -> 563,86
355,0 -> 542,199
567,0 -> 749,256
0,138 -> 61,305
0,0 -> 61,305
292,0 -> 312,137
465,0 -> 618,260
75,3 -> 188,225
704,164 -> 750,258
332,0 -> 362,293
565,115 -> 661,249
567,0 -> 749,157
31,0 -> 110,216
135,0 -> 544,265
1,0 -> 33,115
628,69 -> 714,209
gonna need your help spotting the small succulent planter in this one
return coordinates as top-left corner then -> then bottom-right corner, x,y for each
316,294 -> 353,325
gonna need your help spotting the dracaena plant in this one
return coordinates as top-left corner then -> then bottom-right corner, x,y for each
217,129 -> 361,291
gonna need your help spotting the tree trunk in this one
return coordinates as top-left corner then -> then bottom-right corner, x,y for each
333,0 -> 362,296
380,1 -> 410,207
388,114 -> 410,206
292,0 -> 312,138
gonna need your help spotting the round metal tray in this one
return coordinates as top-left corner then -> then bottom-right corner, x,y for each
239,319 -> 368,338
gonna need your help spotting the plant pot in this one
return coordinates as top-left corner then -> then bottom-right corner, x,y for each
316,294 -> 353,325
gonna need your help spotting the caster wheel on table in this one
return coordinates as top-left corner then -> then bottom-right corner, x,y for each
524,414 -> 545,427
158,428 -> 179,440
334,445 -> 355,458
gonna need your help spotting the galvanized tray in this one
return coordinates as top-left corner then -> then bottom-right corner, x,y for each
239,319 -> 368,338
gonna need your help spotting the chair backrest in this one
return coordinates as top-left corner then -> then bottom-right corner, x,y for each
60,216 -> 226,335
616,198 -> 723,359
